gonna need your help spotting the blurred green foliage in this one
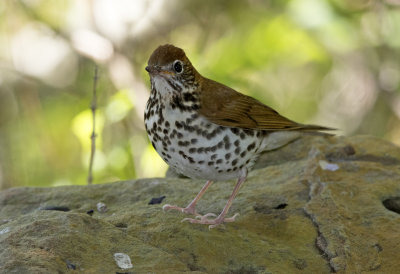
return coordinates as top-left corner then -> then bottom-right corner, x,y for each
0,0 -> 399,189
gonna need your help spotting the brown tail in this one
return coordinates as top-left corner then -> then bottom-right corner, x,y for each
297,123 -> 336,136
300,124 -> 336,131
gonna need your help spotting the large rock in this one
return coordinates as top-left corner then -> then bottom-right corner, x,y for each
1,135 -> 400,273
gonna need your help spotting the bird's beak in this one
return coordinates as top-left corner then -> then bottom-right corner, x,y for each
145,66 -> 157,74
145,65 -> 173,76
145,65 -> 158,74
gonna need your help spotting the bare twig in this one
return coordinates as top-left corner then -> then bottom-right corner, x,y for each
87,65 -> 99,185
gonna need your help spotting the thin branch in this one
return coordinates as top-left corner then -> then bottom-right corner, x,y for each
87,65 -> 99,185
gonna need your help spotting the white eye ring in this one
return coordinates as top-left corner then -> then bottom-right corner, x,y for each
173,60 -> 183,74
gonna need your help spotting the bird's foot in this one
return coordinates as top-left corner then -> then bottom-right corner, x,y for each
162,204 -> 199,216
182,212 -> 240,229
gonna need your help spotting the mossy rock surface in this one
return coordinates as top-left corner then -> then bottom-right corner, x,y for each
1,135 -> 400,273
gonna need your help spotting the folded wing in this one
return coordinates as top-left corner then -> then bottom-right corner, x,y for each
199,78 -> 333,132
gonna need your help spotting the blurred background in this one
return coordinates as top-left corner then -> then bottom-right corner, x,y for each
0,0 -> 399,190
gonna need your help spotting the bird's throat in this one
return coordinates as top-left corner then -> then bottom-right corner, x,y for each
151,76 -> 200,112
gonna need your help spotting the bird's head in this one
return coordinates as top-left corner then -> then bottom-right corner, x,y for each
146,44 -> 199,92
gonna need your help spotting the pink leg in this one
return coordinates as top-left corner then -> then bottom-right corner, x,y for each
163,180 -> 213,215
183,168 -> 248,229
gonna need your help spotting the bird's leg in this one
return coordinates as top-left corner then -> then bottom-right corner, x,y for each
163,180 -> 213,216
182,168 -> 247,229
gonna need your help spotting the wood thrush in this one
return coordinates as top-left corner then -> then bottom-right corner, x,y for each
144,44 -> 332,228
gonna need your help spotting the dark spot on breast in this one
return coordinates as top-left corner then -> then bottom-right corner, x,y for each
191,138 -> 198,144
183,92 -> 197,102
178,150 -> 188,159
247,142 -> 256,151
216,159 -> 223,164
240,132 -> 246,140
225,153 -> 231,160
207,130 -> 217,140
175,121 -> 182,129
178,141 -> 190,146
208,161 -> 214,166
189,147 -> 196,153
184,125 -> 196,132
171,94 -> 184,109
240,151 -> 246,157
232,159 -> 238,166
234,140 -> 240,147
230,128 -> 239,135
235,147 -> 241,155
211,154 -> 217,160
197,147 -> 204,153
223,135 -> 231,149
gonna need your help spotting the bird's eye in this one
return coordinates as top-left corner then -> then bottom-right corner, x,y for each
173,60 -> 183,74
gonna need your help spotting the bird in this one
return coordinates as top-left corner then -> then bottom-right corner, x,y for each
144,44 -> 332,228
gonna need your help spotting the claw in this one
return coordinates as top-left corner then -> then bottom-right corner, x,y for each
163,204 -> 184,213
162,204 -> 173,212
163,204 -> 199,215
223,213 -> 240,223
181,217 -> 193,223
195,213 -> 216,220
181,212 -> 239,228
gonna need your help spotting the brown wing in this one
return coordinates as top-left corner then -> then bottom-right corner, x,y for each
199,78 -> 333,131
